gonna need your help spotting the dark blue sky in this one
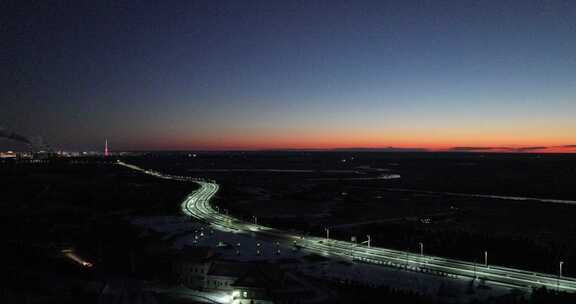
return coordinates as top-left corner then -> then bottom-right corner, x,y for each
2,0 -> 575,151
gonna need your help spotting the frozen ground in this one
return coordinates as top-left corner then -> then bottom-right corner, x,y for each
131,215 -> 306,261
298,260 -> 519,303
131,215 -> 521,302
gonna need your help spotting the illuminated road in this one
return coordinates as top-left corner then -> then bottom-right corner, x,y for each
119,161 -> 576,293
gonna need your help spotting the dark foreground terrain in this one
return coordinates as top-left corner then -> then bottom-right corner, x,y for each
1,158 -> 193,303
2,152 -> 576,303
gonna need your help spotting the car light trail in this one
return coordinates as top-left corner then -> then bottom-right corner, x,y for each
118,161 -> 576,293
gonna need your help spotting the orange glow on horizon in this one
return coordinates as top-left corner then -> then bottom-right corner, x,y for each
131,135 -> 576,153
127,124 -> 576,152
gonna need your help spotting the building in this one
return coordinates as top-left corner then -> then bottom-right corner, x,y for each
206,261 -> 250,291
172,246 -> 215,289
230,266 -> 279,304
172,247 -> 328,303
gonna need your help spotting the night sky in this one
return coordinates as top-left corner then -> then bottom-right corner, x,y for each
1,0 -> 576,151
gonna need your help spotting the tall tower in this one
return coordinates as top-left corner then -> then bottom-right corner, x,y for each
104,139 -> 109,157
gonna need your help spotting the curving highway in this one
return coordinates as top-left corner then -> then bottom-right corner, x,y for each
118,161 -> 576,293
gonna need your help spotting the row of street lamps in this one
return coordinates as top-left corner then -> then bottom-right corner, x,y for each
322,226 -> 567,286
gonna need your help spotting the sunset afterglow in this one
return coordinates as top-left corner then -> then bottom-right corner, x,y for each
2,1 -> 575,152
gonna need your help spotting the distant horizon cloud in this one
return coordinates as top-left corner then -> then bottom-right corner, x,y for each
448,145 -> 575,153
450,147 -> 505,151
330,147 -> 429,152
512,146 -> 548,152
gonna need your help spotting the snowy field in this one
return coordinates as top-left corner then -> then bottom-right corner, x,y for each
131,215 -> 520,302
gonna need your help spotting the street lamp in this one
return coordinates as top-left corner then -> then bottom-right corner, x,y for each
473,259 -> 477,280
484,251 -> 488,267
325,227 -> 330,240
405,251 -> 409,269
558,261 -> 564,292
419,242 -> 423,256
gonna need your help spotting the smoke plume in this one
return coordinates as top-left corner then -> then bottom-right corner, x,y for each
0,126 -> 31,144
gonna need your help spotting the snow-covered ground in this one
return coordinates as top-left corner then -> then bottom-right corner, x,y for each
298,260 -> 518,303
131,215 -> 306,261
131,215 -> 520,302
131,216 -> 194,239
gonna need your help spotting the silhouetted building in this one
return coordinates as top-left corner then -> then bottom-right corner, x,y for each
172,246 -> 215,289
171,247 -> 328,303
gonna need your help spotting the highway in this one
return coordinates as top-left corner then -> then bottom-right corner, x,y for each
118,161 -> 576,293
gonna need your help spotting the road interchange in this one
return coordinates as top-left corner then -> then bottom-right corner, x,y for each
118,161 -> 576,293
